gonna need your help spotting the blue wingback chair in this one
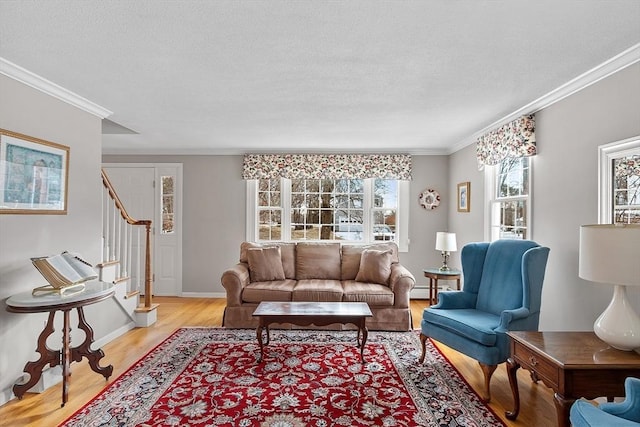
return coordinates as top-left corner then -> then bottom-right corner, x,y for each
419,239 -> 550,402
570,377 -> 640,426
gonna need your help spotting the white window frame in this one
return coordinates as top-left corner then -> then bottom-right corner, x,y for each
247,178 -> 409,251
598,135 -> 640,224
484,157 -> 533,242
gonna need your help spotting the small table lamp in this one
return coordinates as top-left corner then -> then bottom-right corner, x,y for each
435,232 -> 457,271
579,224 -> 640,351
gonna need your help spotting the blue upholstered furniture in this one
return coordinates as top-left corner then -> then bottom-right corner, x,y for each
419,239 -> 550,402
570,378 -> 640,426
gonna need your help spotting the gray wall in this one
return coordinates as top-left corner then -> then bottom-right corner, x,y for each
448,63 -> 640,330
101,154 -> 452,294
105,62 -> 640,331
0,75 -> 131,403
3,59 -> 635,404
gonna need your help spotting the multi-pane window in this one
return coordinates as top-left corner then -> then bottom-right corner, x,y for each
613,155 -> 640,224
160,176 -> 175,234
291,178 -> 364,241
488,157 -> 530,241
258,179 -> 282,240
252,178 -> 401,244
372,179 -> 397,241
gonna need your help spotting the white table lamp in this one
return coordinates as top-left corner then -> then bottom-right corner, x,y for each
579,224 -> 640,351
435,232 -> 457,271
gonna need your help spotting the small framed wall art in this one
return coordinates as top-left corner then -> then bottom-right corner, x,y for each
0,129 -> 69,214
457,182 -> 470,213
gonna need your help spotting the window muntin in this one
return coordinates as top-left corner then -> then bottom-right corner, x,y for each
161,176 -> 175,234
489,157 -> 530,241
254,178 -> 400,244
372,179 -> 397,241
257,179 -> 282,240
613,154 -> 640,224
290,178 -> 365,241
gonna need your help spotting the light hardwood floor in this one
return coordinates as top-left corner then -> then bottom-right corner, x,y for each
1,298 -> 556,426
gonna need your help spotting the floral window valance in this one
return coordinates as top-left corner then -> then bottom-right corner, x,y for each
242,154 -> 412,180
615,156 -> 640,179
476,114 -> 536,168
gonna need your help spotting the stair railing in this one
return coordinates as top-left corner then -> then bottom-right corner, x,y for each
100,169 -> 153,310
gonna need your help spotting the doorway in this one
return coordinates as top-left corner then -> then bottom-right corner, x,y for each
102,163 -> 183,296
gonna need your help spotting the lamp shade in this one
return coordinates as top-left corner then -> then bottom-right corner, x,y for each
579,224 -> 640,287
435,232 -> 457,252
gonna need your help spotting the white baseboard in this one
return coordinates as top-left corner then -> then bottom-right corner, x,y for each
410,286 -> 430,300
93,321 -> 136,349
180,292 -> 226,298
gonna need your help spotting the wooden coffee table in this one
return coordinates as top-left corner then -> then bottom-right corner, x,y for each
252,301 -> 373,362
506,331 -> 640,427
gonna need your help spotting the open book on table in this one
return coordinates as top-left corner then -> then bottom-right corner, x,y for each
31,251 -> 98,294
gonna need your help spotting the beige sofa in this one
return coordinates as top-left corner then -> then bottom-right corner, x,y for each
221,241 -> 416,331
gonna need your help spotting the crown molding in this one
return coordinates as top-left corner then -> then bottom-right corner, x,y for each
449,43 -> 640,154
0,57 -> 112,119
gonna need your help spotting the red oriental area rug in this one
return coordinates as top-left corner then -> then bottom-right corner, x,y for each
60,328 -> 505,426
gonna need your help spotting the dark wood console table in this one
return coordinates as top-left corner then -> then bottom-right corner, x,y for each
506,331 -> 640,427
5,281 -> 115,407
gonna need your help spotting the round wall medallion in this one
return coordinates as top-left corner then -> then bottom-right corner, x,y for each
419,188 -> 440,210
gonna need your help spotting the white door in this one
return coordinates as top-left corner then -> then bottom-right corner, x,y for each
103,164 -> 183,296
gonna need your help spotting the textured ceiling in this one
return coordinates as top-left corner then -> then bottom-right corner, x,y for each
0,1 -> 639,155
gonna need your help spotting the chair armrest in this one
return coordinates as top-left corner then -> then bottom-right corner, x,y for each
497,307 -> 531,331
432,291 -> 477,309
220,263 -> 250,307
600,377 -> 640,422
571,399 -> 640,427
389,264 -> 416,309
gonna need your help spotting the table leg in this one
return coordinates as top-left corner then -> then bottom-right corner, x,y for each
61,309 -> 71,407
256,321 -> 266,362
433,278 -> 439,304
553,393 -> 573,427
357,320 -> 368,363
71,307 -> 113,380
505,357 -> 521,420
428,277 -> 434,304
13,311 -> 60,400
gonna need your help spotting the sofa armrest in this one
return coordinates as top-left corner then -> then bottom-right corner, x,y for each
389,264 -> 416,309
221,263 -> 250,307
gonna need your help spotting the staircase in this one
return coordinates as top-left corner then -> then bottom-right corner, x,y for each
99,169 -> 158,327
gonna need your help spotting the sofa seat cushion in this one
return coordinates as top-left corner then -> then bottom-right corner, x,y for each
292,279 -> 344,301
342,281 -> 394,306
422,308 -> 500,346
242,279 -> 296,303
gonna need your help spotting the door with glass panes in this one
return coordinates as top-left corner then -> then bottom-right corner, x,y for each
103,164 -> 182,296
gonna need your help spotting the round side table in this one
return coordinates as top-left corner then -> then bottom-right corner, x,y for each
6,281 -> 115,407
423,268 -> 462,304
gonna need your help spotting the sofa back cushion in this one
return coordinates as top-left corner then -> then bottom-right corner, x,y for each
341,242 -> 400,280
240,242 -> 296,279
246,247 -> 286,282
296,242 -> 341,280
